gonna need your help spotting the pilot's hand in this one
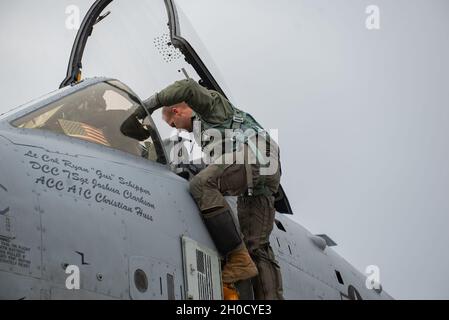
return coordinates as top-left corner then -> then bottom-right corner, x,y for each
134,105 -> 148,120
120,113 -> 151,141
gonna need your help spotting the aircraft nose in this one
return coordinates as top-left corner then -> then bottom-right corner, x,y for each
0,136 -> 7,172
0,135 -> 13,218
0,184 -> 10,215
0,140 -> 13,240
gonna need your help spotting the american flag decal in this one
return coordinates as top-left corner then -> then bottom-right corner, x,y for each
58,119 -> 110,147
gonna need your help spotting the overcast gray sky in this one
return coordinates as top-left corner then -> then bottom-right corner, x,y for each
1,0 -> 448,299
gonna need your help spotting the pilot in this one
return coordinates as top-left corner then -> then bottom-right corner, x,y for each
121,79 -> 284,300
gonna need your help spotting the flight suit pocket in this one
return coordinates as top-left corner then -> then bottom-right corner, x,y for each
218,164 -> 247,196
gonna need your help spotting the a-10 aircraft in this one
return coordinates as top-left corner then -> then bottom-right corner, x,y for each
0,0 -> 392,300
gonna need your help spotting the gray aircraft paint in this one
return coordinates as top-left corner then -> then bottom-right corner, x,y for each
0,76 -> 391,300
0,0 -> 400,300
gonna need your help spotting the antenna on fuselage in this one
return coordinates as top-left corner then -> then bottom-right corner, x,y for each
180,68 -> 190,79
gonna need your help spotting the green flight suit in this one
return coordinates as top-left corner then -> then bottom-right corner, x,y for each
157,79 -> 284,300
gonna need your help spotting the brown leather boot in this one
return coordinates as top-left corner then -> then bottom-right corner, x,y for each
223,283 -> 240,300
222,246 -> 259,284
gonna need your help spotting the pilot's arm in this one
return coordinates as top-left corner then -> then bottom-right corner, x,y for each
156,79 -> 217,115
121,79 -> 227,141
143,79 -> 231,118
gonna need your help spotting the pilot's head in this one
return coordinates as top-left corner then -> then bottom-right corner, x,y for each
162,102 -> 194,132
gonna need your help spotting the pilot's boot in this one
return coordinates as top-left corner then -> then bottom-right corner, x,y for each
222,245 -> 259,284
223,283 -> 240,300
202,207 -> 258,284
